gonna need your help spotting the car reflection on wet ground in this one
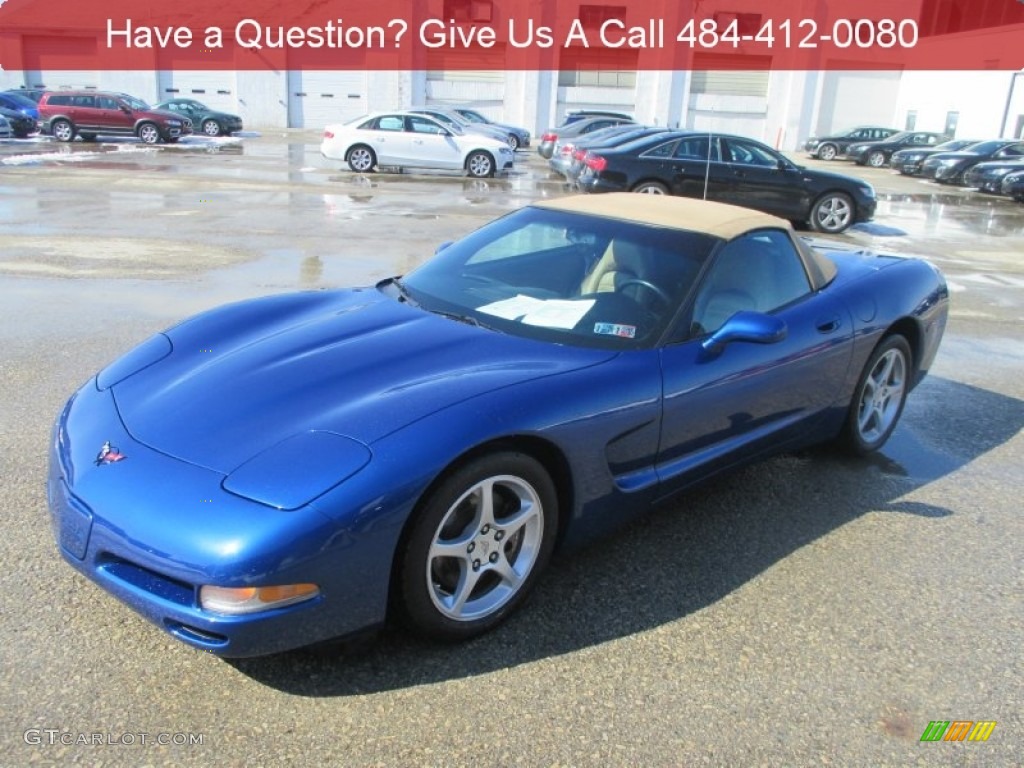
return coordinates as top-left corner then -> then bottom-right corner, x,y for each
0,130 -> 1021,767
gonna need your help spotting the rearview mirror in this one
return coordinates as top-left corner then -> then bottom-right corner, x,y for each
701,311 -> 787,357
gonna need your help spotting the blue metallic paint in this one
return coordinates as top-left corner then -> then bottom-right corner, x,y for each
47,232 -> 948,657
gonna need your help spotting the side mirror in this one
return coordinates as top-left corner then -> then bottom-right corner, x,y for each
701,311 -> 787,357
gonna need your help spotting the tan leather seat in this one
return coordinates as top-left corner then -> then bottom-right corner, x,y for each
580,239 -> 655,296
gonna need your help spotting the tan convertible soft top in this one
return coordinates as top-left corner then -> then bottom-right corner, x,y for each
533,193 -> 790,241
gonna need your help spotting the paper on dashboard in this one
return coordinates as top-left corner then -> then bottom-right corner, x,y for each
477,294 -> 595,329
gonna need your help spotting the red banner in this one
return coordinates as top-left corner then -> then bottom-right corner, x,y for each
1,0 -> 1022,71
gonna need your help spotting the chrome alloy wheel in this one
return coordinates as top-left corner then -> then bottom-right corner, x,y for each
812,193 -> 853,233
426,474 -> 544,622
856,347 -> 907,444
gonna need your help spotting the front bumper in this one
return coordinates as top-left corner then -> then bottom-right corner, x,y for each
47,381 -> 391,657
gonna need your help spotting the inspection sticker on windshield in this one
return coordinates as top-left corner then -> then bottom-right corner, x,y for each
594,322 -> 636,338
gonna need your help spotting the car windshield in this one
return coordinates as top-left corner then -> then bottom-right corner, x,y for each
397,206 -> 718,350
121,95 -> 151,110
459,109 -> 488,123
2,92 -> 36,109
422,112 -> 466,134
962,140 -> 1006,155
879,131 -> 912,143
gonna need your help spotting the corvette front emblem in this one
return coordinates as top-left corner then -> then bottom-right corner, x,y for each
95,441 -> 126,466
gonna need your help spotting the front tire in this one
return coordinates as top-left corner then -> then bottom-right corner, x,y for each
817,143 -> 838,161
867,150 -> 887,168
347,145 -> 376,173
396,452 -> 558,641
202,119 -> 222,137
51,119 -> 75,142
466,150 -> 495,178
137,122 -> 161,145
809,191 -> 854,234
840,335 -> 912,455
507,134 -> 520,151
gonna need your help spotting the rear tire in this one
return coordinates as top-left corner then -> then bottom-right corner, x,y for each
632,180 -> 669,195
840,335 -> 912,455
52,119 -> 75,142
347,145 -> 376,173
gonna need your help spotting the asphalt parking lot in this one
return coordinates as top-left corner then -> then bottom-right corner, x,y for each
0,131 -> 1021,767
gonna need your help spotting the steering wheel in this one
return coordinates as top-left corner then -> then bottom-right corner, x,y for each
617,278 -> 672,309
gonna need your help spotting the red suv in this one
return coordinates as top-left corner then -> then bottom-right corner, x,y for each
38,91 -> 193,144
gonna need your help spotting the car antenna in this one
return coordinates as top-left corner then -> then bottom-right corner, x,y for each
703,128 -> 713,200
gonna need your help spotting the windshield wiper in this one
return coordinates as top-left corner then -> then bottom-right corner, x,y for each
430,309 -> 482,327
387,276 -> 419,306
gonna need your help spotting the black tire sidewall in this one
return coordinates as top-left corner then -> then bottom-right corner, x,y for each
397,451 -> 558,641
842,334 -> 912,455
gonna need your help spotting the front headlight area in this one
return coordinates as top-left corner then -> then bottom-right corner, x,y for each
200,583 -> 320,615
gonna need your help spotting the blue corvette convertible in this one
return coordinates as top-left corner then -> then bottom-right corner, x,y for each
48,195 -> 948,656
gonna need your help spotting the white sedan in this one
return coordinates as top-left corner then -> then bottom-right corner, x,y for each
321,111 -> 515,178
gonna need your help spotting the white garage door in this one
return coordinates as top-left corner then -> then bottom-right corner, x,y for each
816,71 -> 902,135
288,71 -> 368,128
22,35 -> 99,90
157,48 -> 239,112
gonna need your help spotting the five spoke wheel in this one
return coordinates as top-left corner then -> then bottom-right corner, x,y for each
398,452 -> 557,640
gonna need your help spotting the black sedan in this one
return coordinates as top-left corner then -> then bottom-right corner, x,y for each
537,116 -> 635,159
921,140 -> 1024,184
846,131 -> 949,167
0,105 -> 38,137
803,125 -> 898,161
890,139 -> 980,175
152,99 -> 243,137
1001,170 -> 1024,202
576,131 -> 876,234
963,158 -> 1024,193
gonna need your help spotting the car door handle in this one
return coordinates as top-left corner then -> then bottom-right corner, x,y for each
816,315 -> 842,333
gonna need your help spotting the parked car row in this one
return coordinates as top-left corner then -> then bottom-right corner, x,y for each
803,124 -> 1024,203
893,138 -> 1024,202
0,88 -> 244,143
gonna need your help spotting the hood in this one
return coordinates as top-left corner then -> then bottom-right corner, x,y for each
147,108 -> 188,121
798,166 -> 872,188
111,288 -> 614,473
928,151 -> 979,161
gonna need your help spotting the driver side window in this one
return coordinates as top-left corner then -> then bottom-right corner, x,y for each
691,230 -> 811,336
